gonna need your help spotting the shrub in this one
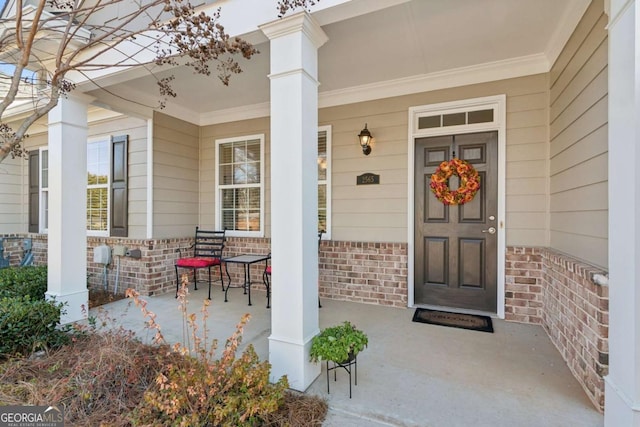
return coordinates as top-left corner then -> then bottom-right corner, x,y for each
0,266 -> 48,300
309,321 -> 368,363
0,296 -> 67,357
127,280 -> 289,427
0,328 -> 327,426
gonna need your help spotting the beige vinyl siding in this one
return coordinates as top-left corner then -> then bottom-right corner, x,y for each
504,89 -> 549,247
0,127 -> 48,233
321,109 -> 408,243
198,75 -> 549,245
88,115 -> 148,238
0,156 -> 24,233
199,117 -> 270,234
4,111 -> 145,236
153,112 -> 199,238
320,74 -> 549,244
549,0 -> 608,268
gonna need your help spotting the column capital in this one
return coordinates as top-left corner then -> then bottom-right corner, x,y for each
260,11 -> 328,48
48,92 -> 94,127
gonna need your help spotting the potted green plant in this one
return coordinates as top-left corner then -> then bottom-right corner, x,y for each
309,321 -> 368,364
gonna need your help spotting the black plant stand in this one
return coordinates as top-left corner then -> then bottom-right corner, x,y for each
326,353 -> 357,398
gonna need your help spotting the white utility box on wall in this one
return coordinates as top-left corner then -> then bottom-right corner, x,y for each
93,245 -> 111,265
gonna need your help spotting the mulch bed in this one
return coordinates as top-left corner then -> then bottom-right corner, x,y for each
0,332 -> 327,426
88,288 -> 127,309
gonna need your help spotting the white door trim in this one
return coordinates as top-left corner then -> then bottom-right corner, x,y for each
407,94 -> 506,318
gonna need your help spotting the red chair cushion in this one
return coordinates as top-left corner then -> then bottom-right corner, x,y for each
265,266 -> 271,275
176,257 -> 221,268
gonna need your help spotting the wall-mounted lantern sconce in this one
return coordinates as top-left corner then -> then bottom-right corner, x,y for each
358,123 -> 373,156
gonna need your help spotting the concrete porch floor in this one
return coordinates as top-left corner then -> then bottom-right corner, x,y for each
91,286 -> 603,427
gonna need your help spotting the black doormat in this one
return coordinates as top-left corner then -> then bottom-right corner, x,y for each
412,308 -> 494,333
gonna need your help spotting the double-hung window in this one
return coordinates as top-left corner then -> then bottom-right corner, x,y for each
86,138 -> 110,235
318,125 -> 331,237
215,134 -> 265,237
214,128 -> 331,237
38,148 -> 49,232
29,135 -> 128,236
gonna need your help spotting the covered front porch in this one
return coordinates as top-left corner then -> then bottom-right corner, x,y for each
3,0 -> 639,423
94,288 -> 602,426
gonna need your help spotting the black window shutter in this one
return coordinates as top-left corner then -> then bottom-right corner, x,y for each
28,150 -> 39,233
110,135 -> 128,237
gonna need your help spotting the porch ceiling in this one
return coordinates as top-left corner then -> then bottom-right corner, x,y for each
86,0 -> 590,124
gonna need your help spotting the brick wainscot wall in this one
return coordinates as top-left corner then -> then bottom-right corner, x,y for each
505,247 -> 608,411
19,235 -> 409,308
7,234 -> 606,411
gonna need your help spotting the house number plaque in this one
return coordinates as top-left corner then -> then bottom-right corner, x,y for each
356,173 -> 380,185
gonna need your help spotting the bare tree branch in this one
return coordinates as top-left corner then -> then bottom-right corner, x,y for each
0,0 -> 320,163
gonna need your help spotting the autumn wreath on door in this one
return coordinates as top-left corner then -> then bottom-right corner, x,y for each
430,158 -> 480,205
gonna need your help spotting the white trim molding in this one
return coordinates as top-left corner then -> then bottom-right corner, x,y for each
146,118 -> 154,239
200,54 -> 546,126
407,94 -> 507,318
544,0 -> 592,68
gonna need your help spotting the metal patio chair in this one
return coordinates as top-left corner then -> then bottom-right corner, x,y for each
175,228 -> 225,300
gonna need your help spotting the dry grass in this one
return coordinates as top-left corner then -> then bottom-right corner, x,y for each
0,331 -> 328,426
0,332 -> 175,426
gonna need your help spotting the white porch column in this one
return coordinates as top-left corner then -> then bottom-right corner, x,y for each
260,13 -> 328,391
605,1 -> 640,425
46,94 -> 92,324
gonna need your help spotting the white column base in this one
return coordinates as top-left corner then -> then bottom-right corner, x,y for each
605,377 -> 640,427
46,289 -> 89,325
269,335 -> 321,391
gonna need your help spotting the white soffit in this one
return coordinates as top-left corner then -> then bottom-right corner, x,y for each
199,0 -> 589,125
78,0 -> 590,126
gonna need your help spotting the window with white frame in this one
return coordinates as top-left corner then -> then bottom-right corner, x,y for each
35,137 -> 114,236
318,125 -> 332,237
39,147 -> 49,233
216,135 -> 264,236
214,129 -> 331,237
86,138 -> 110,234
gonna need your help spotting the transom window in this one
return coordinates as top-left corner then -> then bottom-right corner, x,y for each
417,108 -> 494,130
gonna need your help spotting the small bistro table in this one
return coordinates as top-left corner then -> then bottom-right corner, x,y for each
222,254 -> 271,308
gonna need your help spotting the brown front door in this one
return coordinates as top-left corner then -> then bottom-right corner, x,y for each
414,131 -> 498,312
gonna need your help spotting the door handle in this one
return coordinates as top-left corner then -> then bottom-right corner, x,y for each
482,227 -> 496,234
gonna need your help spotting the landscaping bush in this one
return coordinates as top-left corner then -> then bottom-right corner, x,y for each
127,282 -> 291,426
0,281 -> 327,425
132,341 -> 289,426
0,330 -> 327,426
0,266 -> 47,299
0,296 -> 67,357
